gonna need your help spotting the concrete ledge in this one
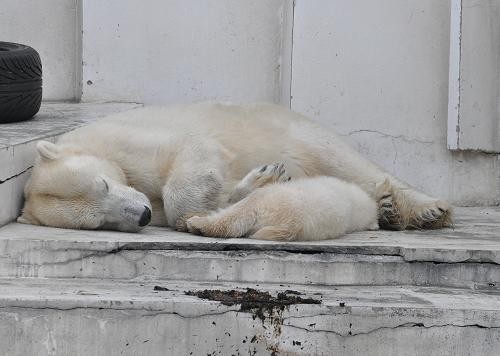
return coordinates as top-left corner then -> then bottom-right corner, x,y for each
0,102 -> 142,226
0,208 -> 500,288
1,207 -> 499,262
1,277 -> 500,355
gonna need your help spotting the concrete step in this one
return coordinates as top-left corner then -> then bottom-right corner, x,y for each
1,277 -> 499,356
0,102 -> 142,226
1,207 -> 500,289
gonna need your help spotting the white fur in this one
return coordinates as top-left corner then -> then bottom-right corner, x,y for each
187,176 -> 379,241
18,102 -> 451,231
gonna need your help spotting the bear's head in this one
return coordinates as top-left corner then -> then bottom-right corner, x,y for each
18,141 -> 152,232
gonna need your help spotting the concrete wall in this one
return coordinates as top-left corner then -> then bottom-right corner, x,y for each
82,0 -> 289,104
1,0 -> 498,205
0,0 -> 81,101
291,0 -> 499,205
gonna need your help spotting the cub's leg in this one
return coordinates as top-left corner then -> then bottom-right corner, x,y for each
187,189 -> 300,241
249,225 -> 298,241
228,162 -> 291,204
186,198 -> 258,238
186,203 -> 299,241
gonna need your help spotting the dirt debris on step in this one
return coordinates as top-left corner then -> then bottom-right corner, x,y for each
184,288 -> 321,322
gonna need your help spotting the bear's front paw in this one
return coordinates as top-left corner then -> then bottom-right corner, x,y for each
377,192 -> 402,230
228,162 -> 292,204
378,189 -> 453,230
254,162 -> 291,186
412,200 -> 453,229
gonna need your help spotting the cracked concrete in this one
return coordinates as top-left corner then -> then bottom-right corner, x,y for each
1,278 -> 500,355
1,242 -> 500,290
0,209 -> 498,288
345,129 -> 435,145
0,209 -> 499,354
337,128 -> 500,206
282,321 -> 500,338
0,166 -> 33,185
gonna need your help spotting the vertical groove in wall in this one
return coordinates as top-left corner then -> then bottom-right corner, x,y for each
447,0 -> 462,150
279,0 -> 295,108
289,0 -> 295,109
456,0 -> 462,149
74,0 -> 83,102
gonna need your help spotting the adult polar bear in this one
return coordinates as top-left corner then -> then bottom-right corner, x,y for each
18,102 -> 451,233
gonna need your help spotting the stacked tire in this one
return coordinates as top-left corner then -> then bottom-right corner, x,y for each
0,42 -> 42,123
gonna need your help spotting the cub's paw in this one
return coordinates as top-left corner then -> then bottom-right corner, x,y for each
185,216 -> 209,235
175,218 -> 189,232
176,212 -> 208,232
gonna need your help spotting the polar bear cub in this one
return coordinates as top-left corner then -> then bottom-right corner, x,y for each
187,165 -> 381,241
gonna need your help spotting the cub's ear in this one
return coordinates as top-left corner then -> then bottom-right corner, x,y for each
36,141 -> 60,161
17,211 -> 40,225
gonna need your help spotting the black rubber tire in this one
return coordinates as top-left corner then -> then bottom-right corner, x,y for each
0,42 -> 42,123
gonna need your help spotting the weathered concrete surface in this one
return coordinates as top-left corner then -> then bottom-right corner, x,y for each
1,208 -> 499,354
1,244 -> 500,290
0,102 -> 142,149
0,102 -> 142,226
0,207 -> 499,261
0,278 -> 500,356
0,208 -> 500,289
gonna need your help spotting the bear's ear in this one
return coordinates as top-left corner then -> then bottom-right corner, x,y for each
36,141 -> 60,161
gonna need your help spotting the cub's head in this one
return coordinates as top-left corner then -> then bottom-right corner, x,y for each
18,141 -> 152,232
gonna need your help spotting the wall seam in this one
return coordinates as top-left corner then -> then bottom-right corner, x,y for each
74,0 -> 83,102
288,0 -> 295,109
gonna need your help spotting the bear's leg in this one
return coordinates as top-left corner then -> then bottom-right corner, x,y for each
186,199 -> 257,238
297,127 -> 452,230
161,139 -> 232,231
358,173 -> 451,230
370,176 -> 451,230
162,167 -> 225,231
228,162 -> 291,204
380,186 -> 452,230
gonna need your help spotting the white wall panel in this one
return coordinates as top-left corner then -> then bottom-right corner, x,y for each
0,0 -> 80,100
82,0 -> 289,104
448,0 -> 500,152
291,0 -> 499,205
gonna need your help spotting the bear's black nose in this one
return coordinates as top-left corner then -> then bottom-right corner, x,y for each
139,206 -> 151,227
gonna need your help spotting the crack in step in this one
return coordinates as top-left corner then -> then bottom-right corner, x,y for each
0,165 -> 33,184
